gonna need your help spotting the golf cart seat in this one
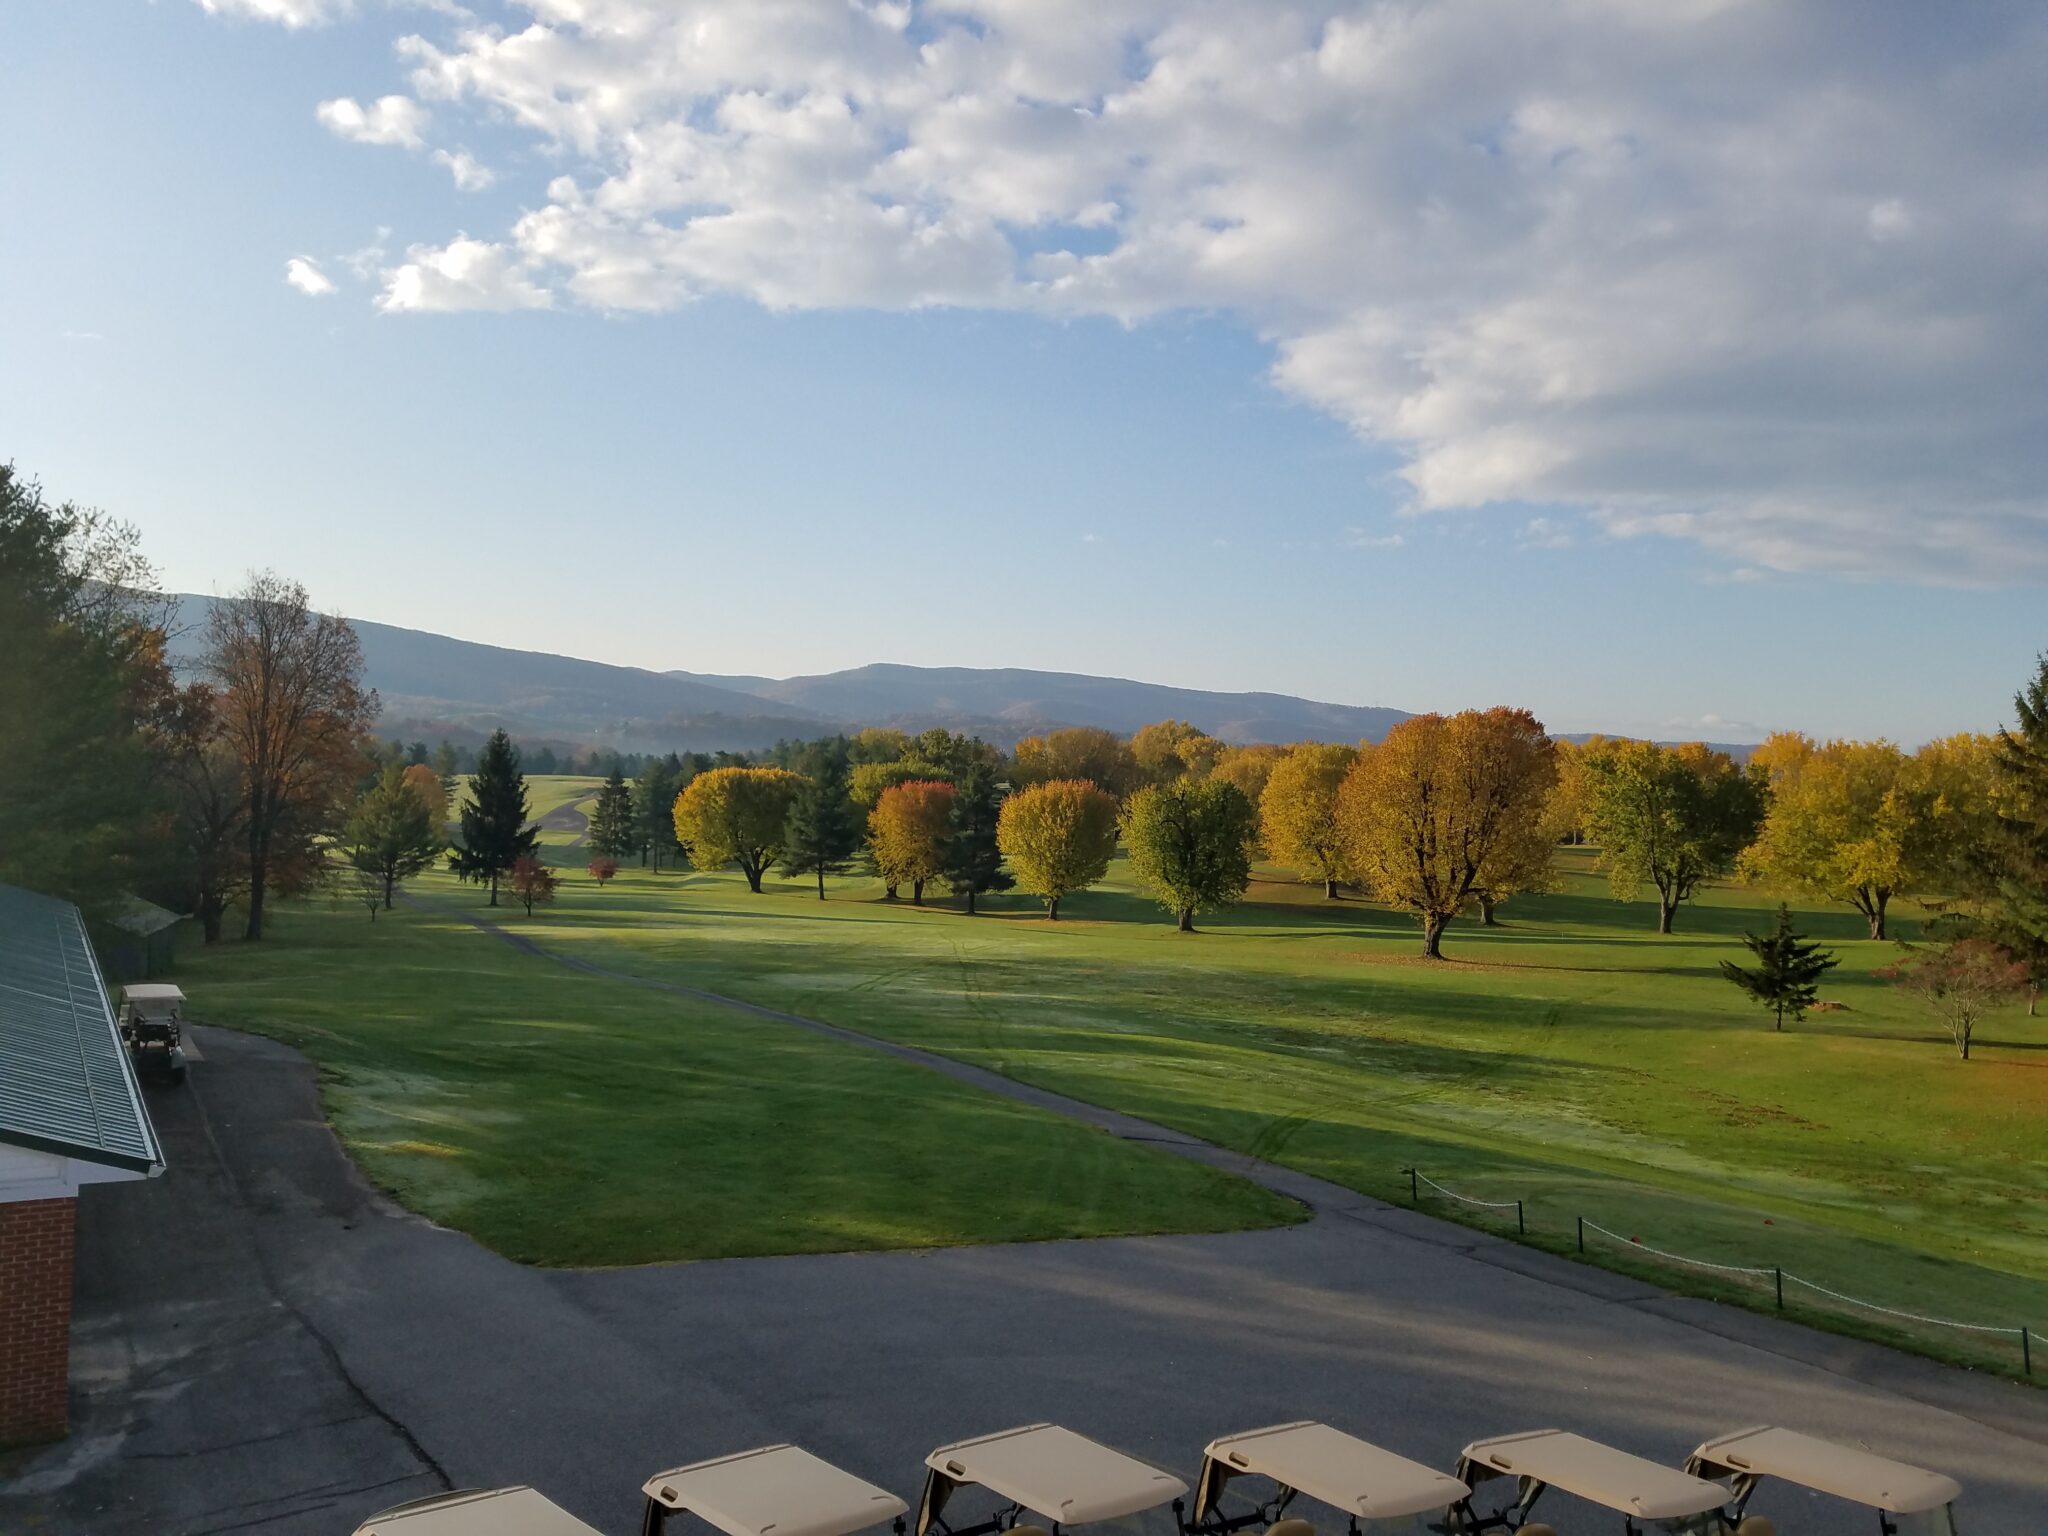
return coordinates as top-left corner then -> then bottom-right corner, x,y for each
1009,1525 -> 1052,1536
351,1486 -> 602,1536
640,1443 -> 908,1536
1263,1519 -> 1314,1536
1734,1519 -> 1776,1536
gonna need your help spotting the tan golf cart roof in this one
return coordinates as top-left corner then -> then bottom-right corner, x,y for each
643,1444 -> 910,1536
1688,1426 -> 1960,1515
351,1486 -> 602,1536
1459,1430 -> 1726,1521
1203,1422 -> 1467,1521
926,1424 -> 1188,1525
119,984 -> 185,1003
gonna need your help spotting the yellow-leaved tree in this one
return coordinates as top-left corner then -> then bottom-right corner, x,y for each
1335,709 -> 1556,956
867,779 -> 957,904
1129,719 -> 1225,785
995,778 -> 1120,919
672,765 -> 804,892
1009,728 -> 1141,798
1210,742 -> 1286,829
1259,741 -> 1358,897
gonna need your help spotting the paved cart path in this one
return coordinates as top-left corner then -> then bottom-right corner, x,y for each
8,990 -> 2048,1533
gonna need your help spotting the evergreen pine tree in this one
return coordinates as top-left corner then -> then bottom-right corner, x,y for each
1720,904 -> 1839,1030
940,763 -> 1013,914
450,729 -> 540,905
781,747 -> 860,898
586,763 -> 638,859
634,755 -> 683,869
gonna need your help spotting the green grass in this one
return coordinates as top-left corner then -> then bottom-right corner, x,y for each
469,843 -> 2048,1374
170,887 -> 1301,1265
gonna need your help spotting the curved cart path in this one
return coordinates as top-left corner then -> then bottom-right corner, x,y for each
11,931 -> 2048,1535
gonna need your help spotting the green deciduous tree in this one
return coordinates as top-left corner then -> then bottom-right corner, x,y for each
1260,742 -> 1358,897
1122,778 -> 1255,930
995,778 -> 1120,920
1719,904 -> 1838,1030
673,766 -> 804,891
634,754 -> 684,869
783,748 -> 861,898
451,729 -> 540,905
1584,739 -> 1766,934
343,764 -> 444,911
940,762 -> 1013,914
585,764 -> 638,859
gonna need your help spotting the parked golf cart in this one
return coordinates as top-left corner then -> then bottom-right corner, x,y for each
351,1486 -> 604,1536
115,982 -> 188,1082
1187,1420 -> 1470,1535
916,1424 -> 1188,1536
1452,1430 -> 1730,1535
1687,1426 -> 1961,1536
641,1443 -> 909,1536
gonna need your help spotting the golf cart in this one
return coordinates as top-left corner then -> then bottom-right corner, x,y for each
116,983 -> 188,1082
1187,1420 -> 1470,1536
1687,1426 -> 1961,1535
351,1486 -> 604,1536
916,1424 -> 1189,1536
1452,1430 -> 1730,1535
641,1443 -> 909,1536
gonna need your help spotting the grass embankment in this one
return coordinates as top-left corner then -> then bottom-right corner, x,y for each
470,804 -> 2048,1375
171,888 -> 1301,1266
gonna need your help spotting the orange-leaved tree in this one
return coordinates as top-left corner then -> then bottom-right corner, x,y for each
1335,709 -> 1556,957
402,761 -> 449,825
996,778 -> 1120,920
867,779 -> 957,904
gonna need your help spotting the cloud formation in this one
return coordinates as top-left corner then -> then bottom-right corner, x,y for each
284,255 -> 337,296
241,0 -> 2048,581
316,94 -> 429,149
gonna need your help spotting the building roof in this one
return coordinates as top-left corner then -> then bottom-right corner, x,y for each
642,1444 -> 908,1536
112,895 -> 185,937
0,883 -> 165,1174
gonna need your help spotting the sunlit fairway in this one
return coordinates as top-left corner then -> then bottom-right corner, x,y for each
180,776 -> 2048,1371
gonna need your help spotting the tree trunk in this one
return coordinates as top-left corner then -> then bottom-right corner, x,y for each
201,907 -> 223,943
1657,895 -> 1676,934
1479,896 -> 1498,926
1324,877 -> 1338,899
1421,910 -> 1447,957
912,878 -> 925,905
488,871 -> 499,906
883,883 -> 898,900
245,821 -> 269,940
1866,888 -> 1889,941
816,867 -> 826,900
1047,895 -> 1061,921
965,889 -> 977,915
1176,907 -> 1195,932
383,872 -> 396,910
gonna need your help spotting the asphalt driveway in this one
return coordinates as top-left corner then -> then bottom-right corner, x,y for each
5,1024 -> 2045,1535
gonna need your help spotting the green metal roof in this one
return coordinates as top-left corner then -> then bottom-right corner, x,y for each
0,883 -> 165,1174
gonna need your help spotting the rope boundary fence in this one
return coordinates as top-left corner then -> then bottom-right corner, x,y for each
1400,1167 -> 2037,1374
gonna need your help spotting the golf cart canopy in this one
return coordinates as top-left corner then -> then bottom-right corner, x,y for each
1687,1426 -> 1961,1515
917,1424 -> 1188,1535
642,1444 -> 909,1536
119,984 -> 184,1011
351,1486 -> 602,1536
1194,1422 -> 1467,1523
1458,1430 -> 1727,1522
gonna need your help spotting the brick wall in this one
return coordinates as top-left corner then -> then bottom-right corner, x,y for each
0,1196 -> 77,1444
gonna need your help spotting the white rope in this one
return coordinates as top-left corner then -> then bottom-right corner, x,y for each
1581,1221 -> 1778,1278
1778,1274 -> 2028,1336
1414,1171 -> 1519,1211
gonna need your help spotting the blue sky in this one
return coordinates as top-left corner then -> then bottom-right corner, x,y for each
4,1 -> 2045,745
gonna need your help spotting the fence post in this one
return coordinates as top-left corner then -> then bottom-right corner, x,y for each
1516,1200 -> 1525,1236
1406,1168 -> 1418,1206
1774,1268 -> 1784,1311
2024,1327 -> 2032,1377
1576,1216 -> 1585,1253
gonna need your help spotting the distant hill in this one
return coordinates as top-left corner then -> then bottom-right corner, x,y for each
668,662 -> 1413,745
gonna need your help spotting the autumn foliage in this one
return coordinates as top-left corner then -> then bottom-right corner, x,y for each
1260,741 -> 1358,897
867,780 -> 958,904
996,778 -> 1120,919
673,765 -> 805,891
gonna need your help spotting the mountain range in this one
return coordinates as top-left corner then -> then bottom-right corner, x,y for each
166,598 -> 1412,752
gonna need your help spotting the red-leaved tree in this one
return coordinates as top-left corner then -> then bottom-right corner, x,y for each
587,856 -> 618,884
508,854 -> 559,917
1879,939 -> 2029,1060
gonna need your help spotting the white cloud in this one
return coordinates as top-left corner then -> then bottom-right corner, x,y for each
196,0 -> 346,25
316,95 -> 428,149
1343,528 -> 1404,550
1519,516 -> 1573,550
432,147 -> 495,191
249,0 -> 2048,581
284,255 -> 337,296
375,236 -> 552,313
